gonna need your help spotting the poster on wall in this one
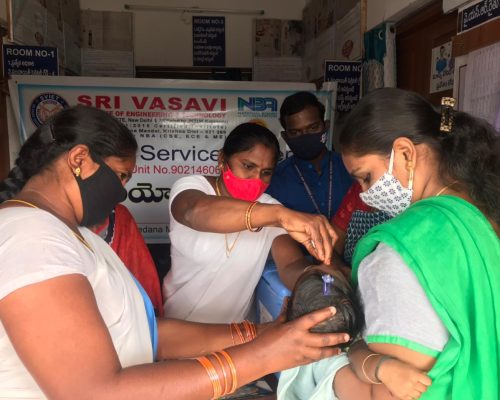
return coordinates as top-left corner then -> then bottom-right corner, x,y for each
281,20 -> 303,57
9,76 -> 335,243
462,42 -> 500,128
430,41 -> 454,94
254,19 -> 282,57
192,16 -> 225,66
254,19 -> 302,57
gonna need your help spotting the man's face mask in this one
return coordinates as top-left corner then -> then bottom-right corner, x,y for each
359,149 -> 414,217
284,130 -> 328,161
75,156 -> 127,227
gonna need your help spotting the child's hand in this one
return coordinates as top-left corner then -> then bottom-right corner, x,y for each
377,357 -> 432,400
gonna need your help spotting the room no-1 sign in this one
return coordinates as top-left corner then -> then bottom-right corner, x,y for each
3,45 -> 58,77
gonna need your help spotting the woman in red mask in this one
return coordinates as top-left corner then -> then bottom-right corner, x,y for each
163,122 -> 338,323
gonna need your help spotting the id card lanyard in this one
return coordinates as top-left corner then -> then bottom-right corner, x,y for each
293,154 -> 333,219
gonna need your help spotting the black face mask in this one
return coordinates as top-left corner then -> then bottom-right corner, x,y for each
284,130 -> 328,160
75,157 -> 127,227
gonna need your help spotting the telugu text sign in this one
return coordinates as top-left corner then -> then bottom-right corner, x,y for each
3,45 -> 58,77
324,60 -> 361,113
193,16 -> 225,66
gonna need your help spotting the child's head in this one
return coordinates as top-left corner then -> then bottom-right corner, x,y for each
286,269 -> 363,346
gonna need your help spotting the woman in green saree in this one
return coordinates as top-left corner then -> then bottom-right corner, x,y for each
332,88 -> 500,400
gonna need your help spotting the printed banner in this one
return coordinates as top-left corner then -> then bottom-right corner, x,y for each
9,76 -> 335,243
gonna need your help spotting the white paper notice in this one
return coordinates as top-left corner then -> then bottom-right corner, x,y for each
462,42 -> 500,127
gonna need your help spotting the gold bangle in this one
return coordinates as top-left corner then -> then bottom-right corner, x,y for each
196,356 -> 223,398
245,201 -> 262,232
241,321 -> 251,342
233,322 -> 245,344
229,323 -> 236,346
211,352 -> 229,396
248,320 -> 257,339
219,350 -> 238,394
242,320 -> 257,341
361,353 -> 383,385
374,355 -> 393,382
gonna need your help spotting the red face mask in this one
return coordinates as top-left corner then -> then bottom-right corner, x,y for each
222,164 -> 269,202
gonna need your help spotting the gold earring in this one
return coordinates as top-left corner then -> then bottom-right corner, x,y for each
407,161 -> 415,189
74,167 -> 81,177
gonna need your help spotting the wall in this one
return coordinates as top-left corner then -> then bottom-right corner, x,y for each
80,0 -> 306,68
443,0 -> 474,13
366,0 -> 437,30
0,2 -> 7,28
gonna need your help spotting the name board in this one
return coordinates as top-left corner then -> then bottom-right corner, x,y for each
193,16 -> 225,66
3,45 -> 58,77
324,60 -> 361,113
458,0 -> 500,33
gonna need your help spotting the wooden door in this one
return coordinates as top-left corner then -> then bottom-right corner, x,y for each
396,1 -> 458,105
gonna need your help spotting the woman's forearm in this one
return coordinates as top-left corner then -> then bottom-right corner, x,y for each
180,194 -> 284,233
157,319 -> 235,360
174,190 -> 336,263
94,343 -> 278,400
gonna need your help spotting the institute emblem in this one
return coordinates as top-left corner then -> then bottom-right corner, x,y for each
30,93 -> 69,127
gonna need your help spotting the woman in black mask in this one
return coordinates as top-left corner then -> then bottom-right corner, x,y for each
0,105 -> 349,399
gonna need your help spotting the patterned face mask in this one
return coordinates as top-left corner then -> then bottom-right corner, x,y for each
359,149 -> 414,217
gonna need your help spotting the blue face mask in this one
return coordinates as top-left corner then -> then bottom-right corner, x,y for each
75,157 -> 127,227
359,149 -> 414,217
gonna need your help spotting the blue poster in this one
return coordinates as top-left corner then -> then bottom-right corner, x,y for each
193,16 -> 226,67
3,45 -> 58,77
324,60 -> 361,113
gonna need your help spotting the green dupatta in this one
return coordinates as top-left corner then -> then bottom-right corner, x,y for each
352,196 -> 500,400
